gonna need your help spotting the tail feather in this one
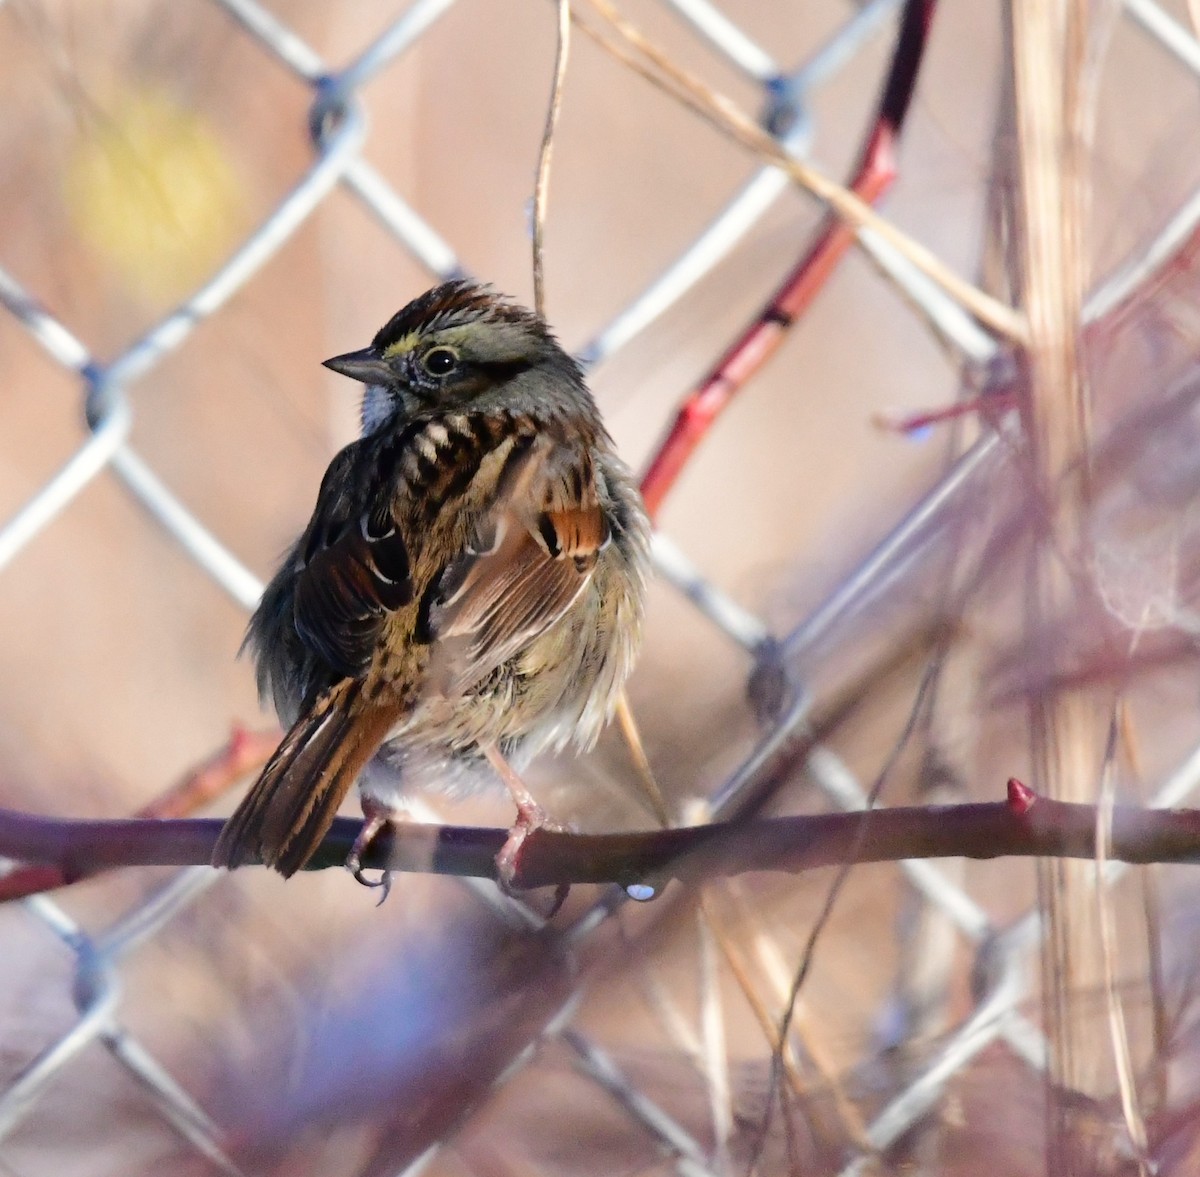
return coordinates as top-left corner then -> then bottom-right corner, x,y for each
212,681 -> 402,877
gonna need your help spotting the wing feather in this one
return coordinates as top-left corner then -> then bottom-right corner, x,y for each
287,435 -> 415,680
429,440 -> 608,692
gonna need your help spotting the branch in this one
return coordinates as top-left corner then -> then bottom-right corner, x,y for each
0,724 -> 279,901
3,781 -> 1200,895
579,0 -> 1025,345
637,0 -> 940,520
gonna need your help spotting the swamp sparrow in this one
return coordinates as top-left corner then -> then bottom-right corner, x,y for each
212,280 -> 650,882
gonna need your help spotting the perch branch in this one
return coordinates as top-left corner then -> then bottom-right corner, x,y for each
3,780 -> 1200,895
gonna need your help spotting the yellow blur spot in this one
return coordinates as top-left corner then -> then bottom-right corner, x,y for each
66,89 -> 243,303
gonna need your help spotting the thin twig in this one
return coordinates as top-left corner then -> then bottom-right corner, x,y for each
615,691 -> 670,825
635,0 -> 936,519
1096,703 -> 1151,1170
578,0 -> 1027,345
697,906 -> 733,1172
0,724 -> 279,901
632,952 -> 705,1066
751,658 -> 939,1168
1013,0 -> 1106,1138
136,724 -> 281,819
702,890 -> 873,1151
532,0 -> 571,318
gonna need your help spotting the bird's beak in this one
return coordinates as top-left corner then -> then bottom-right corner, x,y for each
322,347 -> 394,384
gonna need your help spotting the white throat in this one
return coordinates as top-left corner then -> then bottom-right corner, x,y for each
361,384 -> 394,434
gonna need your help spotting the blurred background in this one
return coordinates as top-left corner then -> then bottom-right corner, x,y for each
5,0 -> 1200,1174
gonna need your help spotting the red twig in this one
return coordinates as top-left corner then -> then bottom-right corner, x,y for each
872,389 -> 1019,435
134,724 -> 280,819
0,724 -> 279,901
638,0 -> 936,519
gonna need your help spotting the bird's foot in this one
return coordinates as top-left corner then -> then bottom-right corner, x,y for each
481,744 -> 570,915
345,800 -> 396,904
495,799 -> 570,916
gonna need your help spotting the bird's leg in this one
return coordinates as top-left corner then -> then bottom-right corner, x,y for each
482,742 -> 567,907
346,794 -> 396,903
483,742 -> 548,827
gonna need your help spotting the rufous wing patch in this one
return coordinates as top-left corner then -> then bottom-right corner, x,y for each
426,447 -> 604,694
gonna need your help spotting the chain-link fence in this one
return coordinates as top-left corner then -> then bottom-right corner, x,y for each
6,1 -> 1200,1174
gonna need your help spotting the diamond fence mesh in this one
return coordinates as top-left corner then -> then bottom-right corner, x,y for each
6,1 -> 1200,1174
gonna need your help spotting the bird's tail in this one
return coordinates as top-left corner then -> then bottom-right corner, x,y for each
212,680 -> 402,877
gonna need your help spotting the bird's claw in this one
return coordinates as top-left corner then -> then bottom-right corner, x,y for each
348,857 -> 393,904
494,804 -> 570,915
345,807 -> 394,904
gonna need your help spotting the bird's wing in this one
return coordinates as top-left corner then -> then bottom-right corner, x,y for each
429,434 -> 610,694
291,437 -> 414,680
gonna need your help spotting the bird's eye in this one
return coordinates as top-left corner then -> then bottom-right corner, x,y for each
421,347 -> 459,377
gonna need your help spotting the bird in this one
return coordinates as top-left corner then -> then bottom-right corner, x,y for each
211,279 -> 651,887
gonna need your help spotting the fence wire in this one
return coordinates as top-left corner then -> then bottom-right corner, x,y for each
5,1 -> 1200,1175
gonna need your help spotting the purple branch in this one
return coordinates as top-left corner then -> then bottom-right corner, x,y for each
3,782 -> 1200,894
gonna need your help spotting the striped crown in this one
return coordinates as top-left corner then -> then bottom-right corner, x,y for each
371,280 -> 549,352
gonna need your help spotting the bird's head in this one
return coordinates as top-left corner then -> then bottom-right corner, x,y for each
324,280 -> 586,433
